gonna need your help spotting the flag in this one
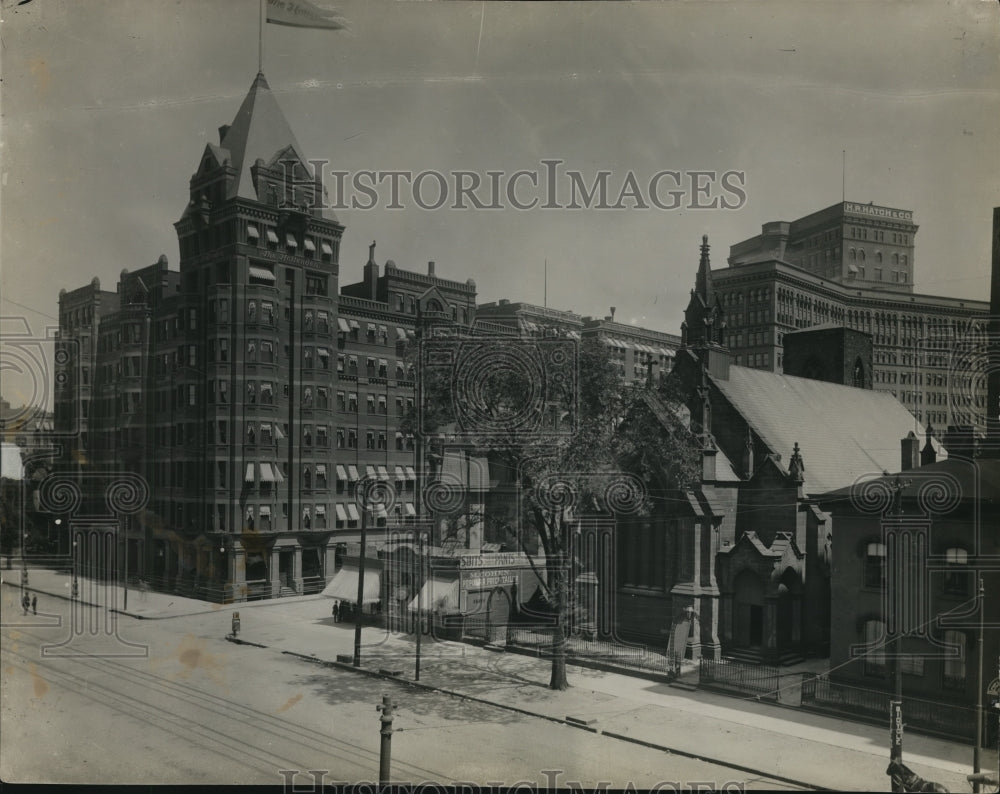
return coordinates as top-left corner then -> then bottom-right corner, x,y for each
266,0 -> 347,31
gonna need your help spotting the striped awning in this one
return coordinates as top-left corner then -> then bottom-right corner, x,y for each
245,463 -> 255,483
266,229 -> 279,244
348,465 -> 360,482
321,241 -> 333,256
338,318 -> 351,332
322,565 -> 381,605
336,465 -> 348,481
259,463 -> 275,483
335,504 -> 348,522
248,265 -> 275,283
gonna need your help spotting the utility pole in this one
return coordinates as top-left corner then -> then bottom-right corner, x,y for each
415,531 -> 425,681
353,502 -> 368,667
376,694 -> 395,787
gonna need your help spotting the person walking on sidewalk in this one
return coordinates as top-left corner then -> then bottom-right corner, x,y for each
31,595 -> 36,615
332,601 -> 340,622
21,593 -> 29,615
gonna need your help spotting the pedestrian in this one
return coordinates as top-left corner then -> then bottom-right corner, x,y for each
31,595 -> 37,615
332,601 -> 339,622
22,594 -> 28,615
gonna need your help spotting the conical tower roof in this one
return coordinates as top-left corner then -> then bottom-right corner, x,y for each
221,72 -> 307,201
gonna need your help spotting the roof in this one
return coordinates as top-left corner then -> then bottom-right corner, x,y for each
815,457 -> 1000,507
1,443 -> 23,480
640,390 -> 739,482
711,365 -> 945,496
217,73 -> 338,222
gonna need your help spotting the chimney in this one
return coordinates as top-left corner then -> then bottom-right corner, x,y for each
610,306 -> 616,322
944,425 -> 976,461
364,241 -> 378,300
218,124 -> 230,143
900,431 -> 920,471
921,425 -> 937,467
428,260 -> 436,276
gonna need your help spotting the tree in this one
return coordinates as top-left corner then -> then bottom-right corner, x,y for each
409,333 -> 700,689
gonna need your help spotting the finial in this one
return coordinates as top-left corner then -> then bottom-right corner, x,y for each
368,240 -> 376,263
788,441 -> 805,482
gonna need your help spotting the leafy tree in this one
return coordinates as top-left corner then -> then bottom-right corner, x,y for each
408,333 -> 700,689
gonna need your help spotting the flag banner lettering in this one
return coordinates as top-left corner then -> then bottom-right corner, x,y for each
266,0 -> 347,30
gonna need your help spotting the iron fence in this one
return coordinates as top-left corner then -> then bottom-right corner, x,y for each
699,657 -> 781,701
800,676 -> 976,741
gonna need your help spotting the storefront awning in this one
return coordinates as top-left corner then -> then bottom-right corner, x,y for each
322,565 -> 381,605
366,465 -> 378,479
377,465 -> 390,480
405,466 -> 416,481
394,465 -> 406,482
408,577 -> 459,612
248,265 -> 276,283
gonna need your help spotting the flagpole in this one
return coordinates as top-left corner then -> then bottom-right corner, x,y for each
258,0 -> 264,74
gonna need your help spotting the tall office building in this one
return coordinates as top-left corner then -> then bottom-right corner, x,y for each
712,203 -> 989,430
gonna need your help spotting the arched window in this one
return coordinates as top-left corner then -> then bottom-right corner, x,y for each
943,630 -> 966,689
852,358 -> 865,388
849,248 -> 856,261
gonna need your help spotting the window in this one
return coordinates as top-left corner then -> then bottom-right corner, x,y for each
943,548 -> 969,595
337,354 -> 345,374
943,630 -> 966,689
367,394 -> 376,414
303,426 -> 313,447
318,311 -> 329,333
248,300 -> 257,322
863,619 -> 886,676
317,426 -> 329,447
366,430 -> 376,450
247,340 -> 257,362
220,339 -> 229,362
864,542 -> 885,588
261,341 -> 274,363
336,428 -> 345,449
317,387 -> 329,408
348,429 -> 357,449
303,467 -> 312,490
348,393 -> 358,413
262,302 -> 274,325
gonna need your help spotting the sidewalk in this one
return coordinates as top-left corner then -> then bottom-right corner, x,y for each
0,567 -> 326,619
9,569 -> 997,791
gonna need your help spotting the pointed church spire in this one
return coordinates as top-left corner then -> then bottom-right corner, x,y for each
696,234 -> 713,307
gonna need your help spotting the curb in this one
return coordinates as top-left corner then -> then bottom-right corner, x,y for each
242,643 -> 829,791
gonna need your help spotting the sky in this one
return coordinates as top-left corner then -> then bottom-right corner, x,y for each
2,0 -> 998,409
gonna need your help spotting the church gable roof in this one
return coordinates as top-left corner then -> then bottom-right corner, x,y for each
711,365 -> 945,496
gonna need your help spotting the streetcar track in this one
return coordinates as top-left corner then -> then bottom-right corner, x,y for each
1,625 -> 443,781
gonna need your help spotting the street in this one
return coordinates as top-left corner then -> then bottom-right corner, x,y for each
1,581 -> 802,789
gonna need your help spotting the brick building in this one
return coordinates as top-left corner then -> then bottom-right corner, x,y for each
54,73 -> 473,601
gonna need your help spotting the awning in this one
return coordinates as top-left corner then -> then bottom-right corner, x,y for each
273,464 -> 285,483
396,327 -> 407,341
337,318 -> 351,332
348,355 -> 358,365
377,466 -> 390,480
366,465 -> 378,479
247,225 -> 259,239
405,466 -> 416,481
394,465 -> 406,481
346,503 -> 360,521
408,577 -> 459,612
249,265 -> 276,283
349,320 -> 360,330
367,323 -> 376,333
285,233 -> 297,248
321,241 -> 333,256
318,347 -> 329,357
378,325 -> 387,335
374,504 -> 388,519
316,505 -> 325,516
316,464 -> 327,478
274,425 -> 285,440
348,465 -> 360,481
266,229 -> 279,244
405,503 -> 416,517
322,565 -> 381,605
260,462 -> 275,483
245,463 -> 255,483
335,504 -> 348,522
336,465 -> 348,481
378,358 -> 387,368
304,238 -> 316,252
259,505 -> 271,517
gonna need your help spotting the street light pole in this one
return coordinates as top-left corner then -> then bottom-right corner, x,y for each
353,502 -> 368,667
973,576 -> 985,792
